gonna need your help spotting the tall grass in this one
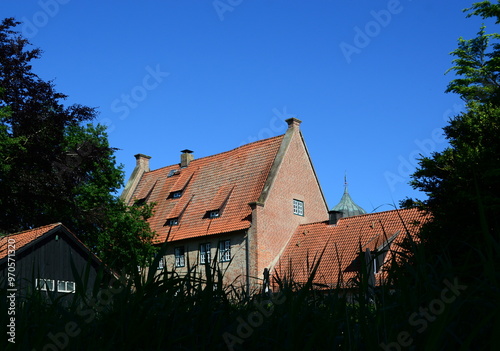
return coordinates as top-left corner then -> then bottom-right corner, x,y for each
1,211 -> 498,350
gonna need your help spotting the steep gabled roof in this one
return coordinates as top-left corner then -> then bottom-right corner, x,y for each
273,208 -> 430,288
0,223 -> 102,266
128,135 -> 285,244
0,223 -> 61,260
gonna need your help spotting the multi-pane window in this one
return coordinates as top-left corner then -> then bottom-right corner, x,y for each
293,199 -> 304,216
175,247 -> 185,268
171,191 -> 182,199
35,279 -> 76,293
200,243 -> 211,264
36,279 -> 55,291
57,280 -> 76,293
157,256 -> 164,270
219,240 -> 231,262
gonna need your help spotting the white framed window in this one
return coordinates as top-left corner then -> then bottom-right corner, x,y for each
200,243 -> 211,264
175,247 -> 185,267
293,199 -> 304,216
219,240 -> 231,262
208,210 -> 220,219
157,256 -> 164,270
36,278 -> 55,291
57,280 -> 76,293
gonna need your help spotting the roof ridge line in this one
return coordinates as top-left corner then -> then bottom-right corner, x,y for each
147,134 -> 286,174
6,223 -> 62,236
337,207 -> 423,220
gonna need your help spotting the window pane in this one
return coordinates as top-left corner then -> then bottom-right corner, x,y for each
209,210 -> 220,218
200,244 -> 206,264
175,247 -> 185,267
58,281 -> 66,291
219,240 -> 231,262
293,199 -> 304,216
201,243 -> 211,264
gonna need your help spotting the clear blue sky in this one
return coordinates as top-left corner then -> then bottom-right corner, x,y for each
1,1 -> 493,212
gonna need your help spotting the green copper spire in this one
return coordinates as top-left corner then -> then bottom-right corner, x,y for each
331,175 -> 366,217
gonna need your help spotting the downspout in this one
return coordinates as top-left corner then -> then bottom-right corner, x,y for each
245,229 -> 250,298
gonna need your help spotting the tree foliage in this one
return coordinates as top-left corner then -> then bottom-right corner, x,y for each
0,18 -> 156,270
409,1 -> 500,263
394,5 -> 500,346
445,26 -> 500,105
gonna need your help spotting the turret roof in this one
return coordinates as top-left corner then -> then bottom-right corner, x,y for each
331,178 -> 366,217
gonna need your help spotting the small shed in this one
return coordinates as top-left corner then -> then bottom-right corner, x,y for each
0,223 -> 106,298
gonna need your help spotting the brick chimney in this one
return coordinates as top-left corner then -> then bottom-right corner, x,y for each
120,154 -> 151,204
134,153 -> 151,172
285,117 -> 302,129
180,149 -> 194,168
328,210 -> 343,225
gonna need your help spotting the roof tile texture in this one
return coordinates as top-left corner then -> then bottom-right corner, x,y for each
0,223 -> 61,260
273,208 -> 430,288
129,135 -> 285,244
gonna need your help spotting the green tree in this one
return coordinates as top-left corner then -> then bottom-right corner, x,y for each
445,25 -> 500,105
408,2 -> 500,274
0,18 -> 156,270
399,3 -> 500,347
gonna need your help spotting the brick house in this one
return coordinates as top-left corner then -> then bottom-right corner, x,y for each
121,118 -> 329,291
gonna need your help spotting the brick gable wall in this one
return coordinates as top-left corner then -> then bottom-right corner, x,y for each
248,125 -> 329,287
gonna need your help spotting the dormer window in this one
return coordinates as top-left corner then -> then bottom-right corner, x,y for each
168,169 -> 180,177
208,210 -> 220,219
166,218 -> 179,226
372,249 -> 389,274
171,191 -> 182,199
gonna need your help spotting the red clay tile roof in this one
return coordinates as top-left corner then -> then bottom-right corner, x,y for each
129,135 -> 285,244
0,223 -> 62,260
273,208 -> 430,288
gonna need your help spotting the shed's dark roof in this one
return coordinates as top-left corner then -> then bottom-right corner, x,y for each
0,223 -> 61,259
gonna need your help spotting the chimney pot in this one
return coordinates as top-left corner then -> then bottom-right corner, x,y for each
180,149 -> 194,167
328,210 -> 343,225
134,154 -> 151,172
